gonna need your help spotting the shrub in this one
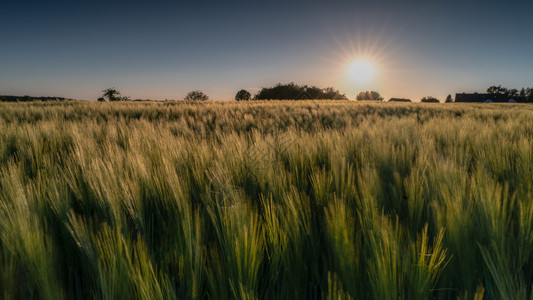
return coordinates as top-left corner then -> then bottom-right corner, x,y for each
356,91 -> 383,101
102,87 -> 122,101
185,90 -> 209,101
421,96 -> 440,103
445,95 -> 453,103
235,90 -> 251,101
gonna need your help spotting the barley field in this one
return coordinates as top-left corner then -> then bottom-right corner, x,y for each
0,100 -> 532,299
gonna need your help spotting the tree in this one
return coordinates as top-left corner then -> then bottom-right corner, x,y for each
421,96 -> 440,103
235,89 -> 251,101
485,85 -> 533,102
253,83 -> 347,100
486,85 -> 508,95
254,83 -> 300,100
185,90 -> 209,101
321,87 -> 348,100
445,94 -> 453,103
527,88 -> 533,102
508,88 -> 519,97
356,91 -> 383,101
97,97 -> 105,102
102,87 -> 121,101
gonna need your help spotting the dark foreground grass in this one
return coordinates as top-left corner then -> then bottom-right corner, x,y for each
0,100 -> 532,299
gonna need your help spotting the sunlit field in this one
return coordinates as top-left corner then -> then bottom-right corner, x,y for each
0,100 -> 532,299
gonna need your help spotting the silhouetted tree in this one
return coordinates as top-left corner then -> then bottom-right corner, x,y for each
185,90 -> 209,101
421,96 -> 440,103
235,89 -> 251,101
254,83 -> 347,100
356,91 -> 383,101
102,87 -> 121,101
486,85 -> 531,100
388,98 -> 411,102
0,95 -> 69,102
305,86 -> 323,99
445,94 -> 453,103
254,83 -> 304,100
97,97 -> 105,102
508,88 -> 519,97
527,88 -> 533,102
320,87 -> 348,100
487,85 -> 508,95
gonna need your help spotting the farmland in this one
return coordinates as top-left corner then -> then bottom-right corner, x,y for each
0,100 -> 532,299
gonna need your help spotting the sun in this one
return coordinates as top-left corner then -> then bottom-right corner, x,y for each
347,59 -> 376,85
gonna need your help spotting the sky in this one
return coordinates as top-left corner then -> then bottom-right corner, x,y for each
1,0 -> 532,101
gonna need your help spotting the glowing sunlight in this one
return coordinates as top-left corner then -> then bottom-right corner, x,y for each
346,59 -> 377,85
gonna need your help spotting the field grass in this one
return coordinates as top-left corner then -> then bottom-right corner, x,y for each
0,100 -> 532,299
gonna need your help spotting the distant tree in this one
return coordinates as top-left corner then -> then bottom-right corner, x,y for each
508,89 -> 516,97
304,86 -> 347,100
320,87 -> 348,100
235,89 -> 251,101
305,86 -> 323,99
388,98 -> 411,102
102,87 -> 121,101
486,85 -> 529,99
445,94 -> 453,103
484,85 -> 533,102
0,95 -> 69,102
527,88 -> 533,102
254,83 -> 347,100
97,97 -> 105,102
421,96 -> 440,103
254,83 -> 305,100
487,85 -> 508,95
185,90 -> 209,101
356,91 -> 383,101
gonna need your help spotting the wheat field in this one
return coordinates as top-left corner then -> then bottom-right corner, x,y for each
0,100 -> 532,299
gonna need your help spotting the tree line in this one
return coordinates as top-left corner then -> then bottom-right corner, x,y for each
486,85 -> 533,102
96,85 -> 456,102
97,83 -> 348,102
0,95 -> 71,102
4,84 -> 532,103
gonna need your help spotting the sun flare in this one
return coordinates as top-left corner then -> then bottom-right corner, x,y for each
347,59 -> 376,85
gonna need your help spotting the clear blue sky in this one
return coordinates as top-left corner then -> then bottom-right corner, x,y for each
1,0 -> 532,101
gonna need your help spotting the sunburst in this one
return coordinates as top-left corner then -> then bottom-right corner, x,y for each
347,58 -> 376,85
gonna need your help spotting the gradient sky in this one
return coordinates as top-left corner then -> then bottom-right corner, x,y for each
1,0 -> 532,101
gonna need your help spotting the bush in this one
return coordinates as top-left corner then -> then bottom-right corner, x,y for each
421,96 -> 440,103
356,91 -> 383,101
102,88 -> 122,101
235,90 -> 252,101
185,90 -> 209,101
